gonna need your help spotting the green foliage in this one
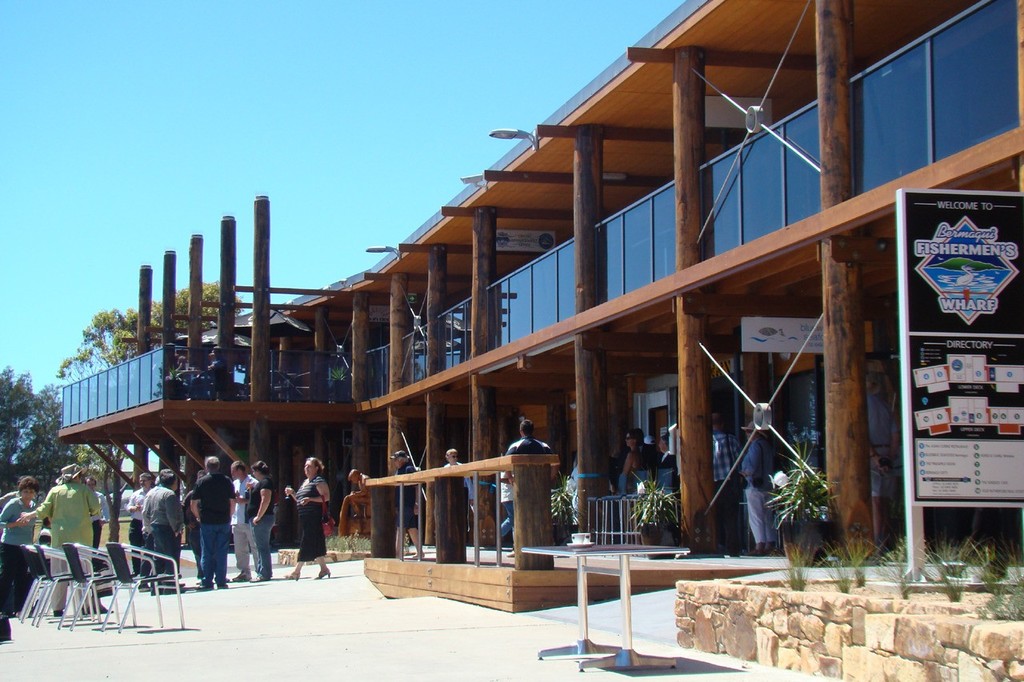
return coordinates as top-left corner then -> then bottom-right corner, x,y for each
59,282 -> 231,381
769,441 -> 833,526
877,537 -> 912,599
328,365 -> 348,382
631,474 -> 678,526
982,573 -> 1024,620
785,542 -> 814,591
824,552 -> 854,593
927,537 -> 974,603
326,534 -> 371,554
551,475 -> 577,526
972,542 -> 1010,596
0,368 -> 76,491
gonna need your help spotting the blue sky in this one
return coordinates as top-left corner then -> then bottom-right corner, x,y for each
0,1 -> 682,390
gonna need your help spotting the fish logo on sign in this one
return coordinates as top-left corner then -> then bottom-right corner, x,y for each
913,216 -> 1019,324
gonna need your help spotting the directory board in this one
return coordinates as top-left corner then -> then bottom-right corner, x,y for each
896,189 -> 1024,505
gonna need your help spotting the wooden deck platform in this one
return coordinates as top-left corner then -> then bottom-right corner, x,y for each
364,552 -> 775,613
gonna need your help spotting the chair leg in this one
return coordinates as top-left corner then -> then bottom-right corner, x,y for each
101,583 -> 124,632
19,579 -> 41,624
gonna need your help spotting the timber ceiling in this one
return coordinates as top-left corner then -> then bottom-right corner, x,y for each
288,0 -> 979,349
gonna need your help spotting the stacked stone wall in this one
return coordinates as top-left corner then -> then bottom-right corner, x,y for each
675,581 -> 1024,680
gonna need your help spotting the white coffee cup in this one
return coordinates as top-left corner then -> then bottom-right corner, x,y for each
571,532 -> 590,545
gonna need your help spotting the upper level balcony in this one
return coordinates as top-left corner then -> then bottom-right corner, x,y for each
61,345 -> 351,428
422,0 -> 1017,368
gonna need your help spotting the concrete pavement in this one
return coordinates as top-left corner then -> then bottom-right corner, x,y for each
0,554 -> 812,681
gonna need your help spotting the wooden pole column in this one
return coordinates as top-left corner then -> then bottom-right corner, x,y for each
433,476 -> 466,564
673,45 -> 713,552
136,265 -> 153,481
424,244 -> 448,544
818,0 -> 871,540
138,265 -> 152,354
250,196 -> 271,467
314,306 -> 329,351
351,292 -> 370,477
471,207 -> 498,545
161,250 -> 177,405
388,273 -> 410,458
573,124 -> 604,532
218,216 -> 236,349
188,234 -> 203,368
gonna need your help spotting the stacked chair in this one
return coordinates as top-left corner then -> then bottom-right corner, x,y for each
16,542 -> 185,633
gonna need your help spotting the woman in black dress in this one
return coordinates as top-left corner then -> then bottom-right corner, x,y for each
283,457 -> 331,580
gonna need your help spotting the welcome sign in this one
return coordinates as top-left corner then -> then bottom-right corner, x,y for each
896,189 -> 1024,506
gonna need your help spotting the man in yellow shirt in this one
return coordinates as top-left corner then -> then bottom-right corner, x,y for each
22,464 -> 100,615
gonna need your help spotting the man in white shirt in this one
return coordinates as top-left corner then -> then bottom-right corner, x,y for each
125,472 -> 155,570
229,461 -> 257,582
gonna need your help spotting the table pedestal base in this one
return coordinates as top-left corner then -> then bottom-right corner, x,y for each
578,648 -> 677,672
538,639 -> 618,660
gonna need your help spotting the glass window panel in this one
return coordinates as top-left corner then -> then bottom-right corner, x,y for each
118,362 -> 129,411
139,353 -> 151,403
933,0 -> 1017,159
740,134 -> 784,243
62,386 -> 72,427
704,151 -> 741,258
784,106 -> 821,224
854,45 -> 927,192
506,270 -> 533,343
603,216 -> 624,301
129,356 -> 140,406
153,351 -> 165,400
652,186 -> 674,280
532,251 -> 557,331
623,202 -> 653,293
557,241 -> 575,321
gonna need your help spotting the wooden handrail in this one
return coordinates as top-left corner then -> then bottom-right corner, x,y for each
365,454 -> 559,487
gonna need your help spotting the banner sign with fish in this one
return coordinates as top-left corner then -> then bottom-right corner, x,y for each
740,317 -> 823,354
897,189 -> 1024,506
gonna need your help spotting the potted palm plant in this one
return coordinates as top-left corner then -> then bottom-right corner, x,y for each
550,475 -> 577,545
769,441 -> 834,558
631,473 -> 678,545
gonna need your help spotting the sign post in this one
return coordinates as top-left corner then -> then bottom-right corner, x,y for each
896,189 -> 1024,576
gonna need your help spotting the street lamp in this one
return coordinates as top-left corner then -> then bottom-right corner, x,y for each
366,246 -> 400,256
488,128 -> 539,151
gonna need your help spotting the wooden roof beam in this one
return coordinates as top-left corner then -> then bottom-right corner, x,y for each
193,418 -> 241,463
162,425 -> 206,467
826,236 -> 895,264
680,293 -> 822,317
87,444 -> 135,486
440,206 -> 573,221
109,437 -> 149,472
580,331 -> 677,353
474,372 -> 576,390
627,46 -> 816,70
482,170 -> 668,188
235,286 -> 345,297
398,243 -> 473,255
536,124 -> 672,143
129,431 -> 184,483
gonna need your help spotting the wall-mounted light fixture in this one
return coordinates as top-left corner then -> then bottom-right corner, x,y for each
488,128 -> 539,151
366,245 -> 400,256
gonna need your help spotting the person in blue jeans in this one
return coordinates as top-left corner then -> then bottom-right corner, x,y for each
247,460 -> 276,581
189,457 -> 235,590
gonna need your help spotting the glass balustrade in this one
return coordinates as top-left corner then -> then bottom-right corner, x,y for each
439,299 -> 471,370
366,344 -> 389,399
490,240 -> 576,346
61,345 -> 353,427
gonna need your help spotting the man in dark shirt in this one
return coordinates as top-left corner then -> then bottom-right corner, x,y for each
190,456 -> 235,590
501,419 -> 553,543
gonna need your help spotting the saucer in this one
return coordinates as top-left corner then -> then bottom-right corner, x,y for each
567,541 -> 595,548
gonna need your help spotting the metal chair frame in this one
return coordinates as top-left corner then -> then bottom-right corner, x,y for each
102,543 -> 185,633
60,543 -> 118,631
30,545 -> 77,628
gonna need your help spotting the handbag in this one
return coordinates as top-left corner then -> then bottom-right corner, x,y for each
321,500 -> 336,537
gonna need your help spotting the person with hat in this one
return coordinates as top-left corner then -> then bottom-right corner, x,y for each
390,451 -> 422,560
739,423 -> 777,556
20,464 -> 100,615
